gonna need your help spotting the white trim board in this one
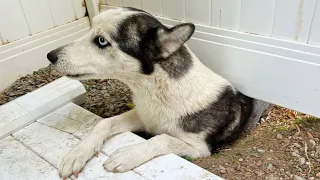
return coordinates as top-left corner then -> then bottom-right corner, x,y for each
100,6 -> 320,117
0,18 -> 90,92
0,18 -> 90,60
0,17 -> 89,53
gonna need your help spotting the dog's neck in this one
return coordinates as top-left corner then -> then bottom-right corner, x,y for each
117,46 -> 231,112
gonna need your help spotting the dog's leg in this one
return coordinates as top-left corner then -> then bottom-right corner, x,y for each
103,133 -> 210,172
59,109 -> 144,179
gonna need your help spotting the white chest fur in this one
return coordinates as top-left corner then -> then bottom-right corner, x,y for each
130,59 -> 231,135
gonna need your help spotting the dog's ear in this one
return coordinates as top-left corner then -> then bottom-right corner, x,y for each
142,23 -> 195,60
156,23 -> 195,58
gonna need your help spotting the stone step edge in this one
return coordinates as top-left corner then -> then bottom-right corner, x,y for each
0,76 -> 86,140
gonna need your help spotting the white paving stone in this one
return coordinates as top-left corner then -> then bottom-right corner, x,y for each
0,101 -> 28,127
38,103 -> 102,139
74,153 -> 146,180
0,136 -> 60,180
14,91 -> 44,112
0,78 -> 222,180
13,122 -> 80,168
0,111 -> 34,140
38,113 -> 83,134
32,77 -> 74,99
101,132 -> 145,156
73,117 -> 102,139
14,91 -> 50,119
134,154 -> 223,180
60,82 -> 87,99
100,132 -> 222,179
0,77 -> 86,140
41,89 -> 75,111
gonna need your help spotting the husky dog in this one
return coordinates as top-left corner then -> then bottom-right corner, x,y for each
47,7 -> 269,179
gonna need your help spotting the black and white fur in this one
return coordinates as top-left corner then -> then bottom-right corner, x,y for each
47,7 -> 269,179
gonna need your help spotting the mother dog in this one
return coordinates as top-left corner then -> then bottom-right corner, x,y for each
47,7 -> 269,179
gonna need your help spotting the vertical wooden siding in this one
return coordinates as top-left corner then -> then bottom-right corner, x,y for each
102,0 -> 320,46
0,0 -> 87,45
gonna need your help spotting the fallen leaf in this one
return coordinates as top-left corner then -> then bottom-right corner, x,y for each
257,160 -> 262,166
307,131 -> 313,139
288,111 -> 296,118
295,124 -> 301,133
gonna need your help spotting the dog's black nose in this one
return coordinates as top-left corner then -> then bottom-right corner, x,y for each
47,50 -> 59,64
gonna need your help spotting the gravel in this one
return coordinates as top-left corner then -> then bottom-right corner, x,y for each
293,175 -> 305,180
0,65 -> 132,118
0,65 -> 61,105
298,157 -> 306,166
277,133 -> 284,139
257,148 -> 266,154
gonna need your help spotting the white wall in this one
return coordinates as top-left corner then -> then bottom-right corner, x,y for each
0,0 -> 89,91
99,2 -> 320,118
101,0 -> 320,46
0,0 -> 86,44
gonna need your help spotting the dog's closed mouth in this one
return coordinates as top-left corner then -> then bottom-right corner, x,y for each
66,73 -> 94,78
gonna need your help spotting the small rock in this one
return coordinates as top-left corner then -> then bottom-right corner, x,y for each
316,146 -> 320,153
266,174 -> 278,180
257,148 -> 266,154
292,152 -> 300,157
277,134 -> 283,139
238,158 -> 243,162
257,160 -> 262,166
219,165 -> 226,174
316,172 -> 320,178
298,157 -> 306,165
254,170 -> 264,177
293,175 -> 305,180
267,157 -> 272,161
293,143 -> 302,148
309,140 -> 316,148
309,177 -> 315,180
314,138 -> 319,142
267,163 -> 273,170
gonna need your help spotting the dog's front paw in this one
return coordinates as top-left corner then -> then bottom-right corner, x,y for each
59,139 -> 101,179
103,143 -> 151,173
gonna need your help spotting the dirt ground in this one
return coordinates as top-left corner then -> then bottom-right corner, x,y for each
193,106 -> 320,180
1,66 -> 319,180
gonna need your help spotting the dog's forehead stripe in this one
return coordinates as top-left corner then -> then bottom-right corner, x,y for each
92,8 -> 142,32
110,13 -> 164,74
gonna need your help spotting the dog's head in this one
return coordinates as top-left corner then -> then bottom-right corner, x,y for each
47,7 -> 195,80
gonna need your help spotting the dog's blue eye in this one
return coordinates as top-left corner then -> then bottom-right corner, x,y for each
94,36 -> 110,48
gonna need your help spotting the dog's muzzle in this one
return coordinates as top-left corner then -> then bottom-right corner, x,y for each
47,45 -> 66,64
